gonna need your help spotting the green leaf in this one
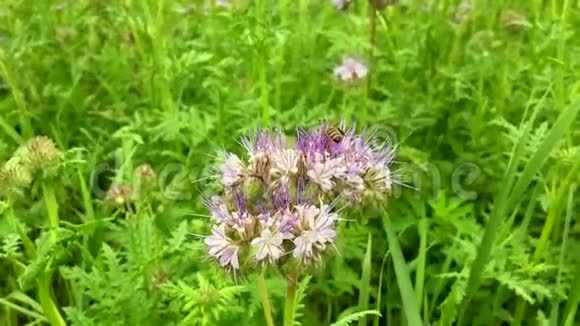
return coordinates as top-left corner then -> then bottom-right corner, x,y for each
0,297 -> 47,322
331,310 -> 382,326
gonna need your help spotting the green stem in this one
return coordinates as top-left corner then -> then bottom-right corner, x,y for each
283,271 -> 299,326
42,184 -> 60,243
37,274 -> 66,326
257,270 -> 275,326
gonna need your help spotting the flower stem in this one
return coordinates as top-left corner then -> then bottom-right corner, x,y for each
257,270 -> 275,326
42,183 -> 59,243
284,271 -> 299,326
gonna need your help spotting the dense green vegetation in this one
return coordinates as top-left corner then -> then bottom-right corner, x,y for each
1,1 -> 579,325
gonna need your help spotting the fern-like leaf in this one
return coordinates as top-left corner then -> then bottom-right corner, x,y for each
292,275 -> 312,326
330,310 -> 382,326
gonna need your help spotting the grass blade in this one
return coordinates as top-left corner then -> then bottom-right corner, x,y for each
562,185 -> 579,326
506,99 -> 580,209
460,99 -> 580,318
0,298 -> 47,322
374,251 -> 391,326
415,218 -> 427,313
383,214 -> 423,326
357,233 -> 373,326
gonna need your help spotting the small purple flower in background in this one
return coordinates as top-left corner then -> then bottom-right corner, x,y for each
453,1 -> 473,23
334,58 -> 369,82
216,0 -> 231,8
52,3 -> 66,11
332,0 -> 351,11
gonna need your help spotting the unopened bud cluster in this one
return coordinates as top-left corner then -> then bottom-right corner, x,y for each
104,163 -> 158,209
204,123 -> 396,273
0,136 -> 60,198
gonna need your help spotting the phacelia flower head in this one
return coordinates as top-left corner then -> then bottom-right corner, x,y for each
203,122 -> 397,274
334,58 -> 368,82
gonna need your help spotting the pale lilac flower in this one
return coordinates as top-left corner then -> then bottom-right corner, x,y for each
295,204 -> 321,229
220,153 -> 245,187
231,210 -> 254,235
242,130 -> 286,158
272,182 -> 291,211
342,170 -> 365,202
293,204 -> 338,261
205,225 -> 240,269
334,58 -> 368,82
277,209 -> 298,235
251,228 -> 285,263
242,130 -> 286,181
297,129 -> 328,162
293,231 -> 317,259
307,156 -> 346,191
270,149 -> 300,187
453,1 -> 472,23
205,196 -> 233,224
332,0 -> 350,10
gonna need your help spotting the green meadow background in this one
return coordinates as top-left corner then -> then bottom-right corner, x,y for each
1,1 -> 579,325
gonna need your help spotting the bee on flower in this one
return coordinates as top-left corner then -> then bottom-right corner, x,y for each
202,123 -> 397,274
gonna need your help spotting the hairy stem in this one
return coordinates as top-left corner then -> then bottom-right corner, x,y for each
257,270 -> 275,326
284,270 -> 299,326
42,183 -> 60,243
37,274 -> 66,326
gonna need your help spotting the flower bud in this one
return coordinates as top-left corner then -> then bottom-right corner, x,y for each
0,158 -> 33,197
16,136 -> 60,175
134,164 -> 157,188
105,184 -> 134,207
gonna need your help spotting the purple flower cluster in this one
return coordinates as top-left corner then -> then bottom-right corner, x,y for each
204,123 -> 396,272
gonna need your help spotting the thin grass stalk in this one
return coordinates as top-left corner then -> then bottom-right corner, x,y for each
383,214 -> 423,326
357,233 -> 373,326
415,218 -> 427,311
513,163 -> 580,324
0,52 -> 33,139
37,275 -> 66,326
